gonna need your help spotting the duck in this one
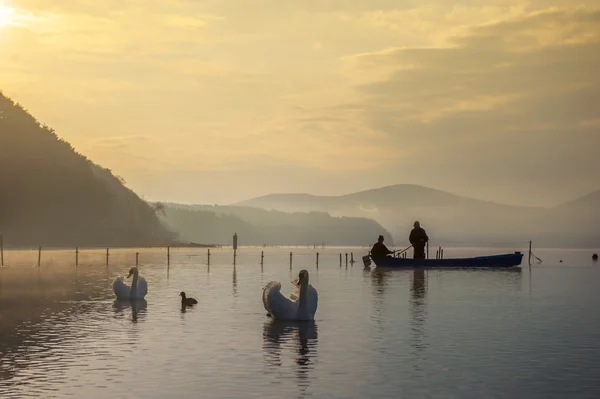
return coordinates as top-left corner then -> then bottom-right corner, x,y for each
262,269 -> 318,321
180,291 -> 198,306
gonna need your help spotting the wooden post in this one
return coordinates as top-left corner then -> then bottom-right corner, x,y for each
350,252 -> 354,264
436,249 -> 439,259
75,247 -> 79,266
260,251 -> 264,268
105,248 -> 109,266
316,252 -> 319,268
440,248 -> 444,259
207,249 -> 211,266
528,241 -> 532,266
345,253 -> 348,267
289,252 -> 292,270
339,253 -> 342,267
0,234 -> 3,267
233,232 -> 238,266
136,252 -> 139,267
167,246 -> 170,266
38,246 -> 42,267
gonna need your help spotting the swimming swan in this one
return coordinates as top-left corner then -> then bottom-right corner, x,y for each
262,269 -> 318,321
113,266 -> 148,300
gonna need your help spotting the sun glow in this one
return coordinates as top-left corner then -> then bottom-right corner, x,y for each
0,5 -> 14,27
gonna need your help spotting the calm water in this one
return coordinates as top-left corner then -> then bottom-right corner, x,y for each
1,246 -> 599,398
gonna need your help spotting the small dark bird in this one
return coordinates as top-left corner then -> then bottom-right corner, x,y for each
180,291 -> 198,306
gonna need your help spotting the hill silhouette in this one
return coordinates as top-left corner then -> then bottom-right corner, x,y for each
0,91 -> 174,247
234,184 -> 600,248
157,203 -> 394,246
556,189 -> 600,212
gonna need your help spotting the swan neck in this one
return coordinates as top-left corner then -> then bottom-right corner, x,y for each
130,270 -> 139,298
298,280 -> 308,306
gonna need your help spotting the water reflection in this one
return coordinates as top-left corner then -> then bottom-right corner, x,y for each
409,269 -> 428,371
112,299 -> 147,322
369,268 -> 391,351
262,320 -> 318,396
36,268 -> 42,293
232,265 -> 237,296
2,249 -> 599,398
370,268 -> 390,296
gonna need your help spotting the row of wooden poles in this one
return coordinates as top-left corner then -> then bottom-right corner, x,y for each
0,242 -> 360,269
436,246 -> 445,259
424,242 -> 444,259
0,246 -> 141,268
210,249 -> 360,269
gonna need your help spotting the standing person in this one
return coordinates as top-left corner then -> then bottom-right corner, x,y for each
409,221 -> 429,259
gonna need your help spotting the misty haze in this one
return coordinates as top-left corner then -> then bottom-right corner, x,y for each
1,0 -> 599,398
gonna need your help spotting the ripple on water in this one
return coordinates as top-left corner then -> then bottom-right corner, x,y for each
1,248 -> 600,398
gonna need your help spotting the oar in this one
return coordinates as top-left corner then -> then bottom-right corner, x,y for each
393,245 -> 413,257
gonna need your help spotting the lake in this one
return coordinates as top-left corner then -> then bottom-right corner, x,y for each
1,246 -> 599,398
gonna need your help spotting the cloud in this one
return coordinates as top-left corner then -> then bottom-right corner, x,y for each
2,0 -> 600,206
341,7 -> 600,204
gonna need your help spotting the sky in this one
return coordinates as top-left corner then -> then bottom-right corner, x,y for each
1,0 -> 599,207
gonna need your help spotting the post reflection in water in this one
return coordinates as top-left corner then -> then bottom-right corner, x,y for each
112,299 -> 147,323
262,320 -> 318,397
232,265 -> 237,296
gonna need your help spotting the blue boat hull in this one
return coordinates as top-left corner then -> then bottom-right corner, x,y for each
371,252 -> 524,268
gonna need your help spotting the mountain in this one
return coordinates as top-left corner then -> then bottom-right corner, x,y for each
156,203 -> 394,246
556,189 -> 600,212
234,184 -> 600,248
0,91 -> 175,247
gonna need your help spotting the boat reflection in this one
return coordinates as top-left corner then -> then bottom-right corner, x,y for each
262,320 -> 318,396
112,299 -> 147,323
369,267 -> 429,364
370,267 -> 391,295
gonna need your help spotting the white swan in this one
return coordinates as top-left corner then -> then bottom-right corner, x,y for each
113,266 -> 148,300
263,269 -> 318,321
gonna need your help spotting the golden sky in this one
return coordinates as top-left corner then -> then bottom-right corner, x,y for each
1,0 -> 599,206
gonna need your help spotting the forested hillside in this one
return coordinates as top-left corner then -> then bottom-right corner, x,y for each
158,203 -> 393,246
0,92 -> 174,247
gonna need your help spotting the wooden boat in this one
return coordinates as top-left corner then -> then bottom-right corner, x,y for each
363,251 -> 523,269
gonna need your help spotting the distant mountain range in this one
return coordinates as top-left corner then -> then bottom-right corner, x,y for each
3,89 -> 596,249
233,184 -> 600,248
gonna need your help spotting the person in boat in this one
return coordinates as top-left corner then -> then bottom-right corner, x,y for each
409,221 -> 429,259
370,235 -> 394,260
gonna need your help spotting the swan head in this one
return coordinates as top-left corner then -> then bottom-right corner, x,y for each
179,291 -> 186,298
127,267 -> 138,278
298,269 -> 309,285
